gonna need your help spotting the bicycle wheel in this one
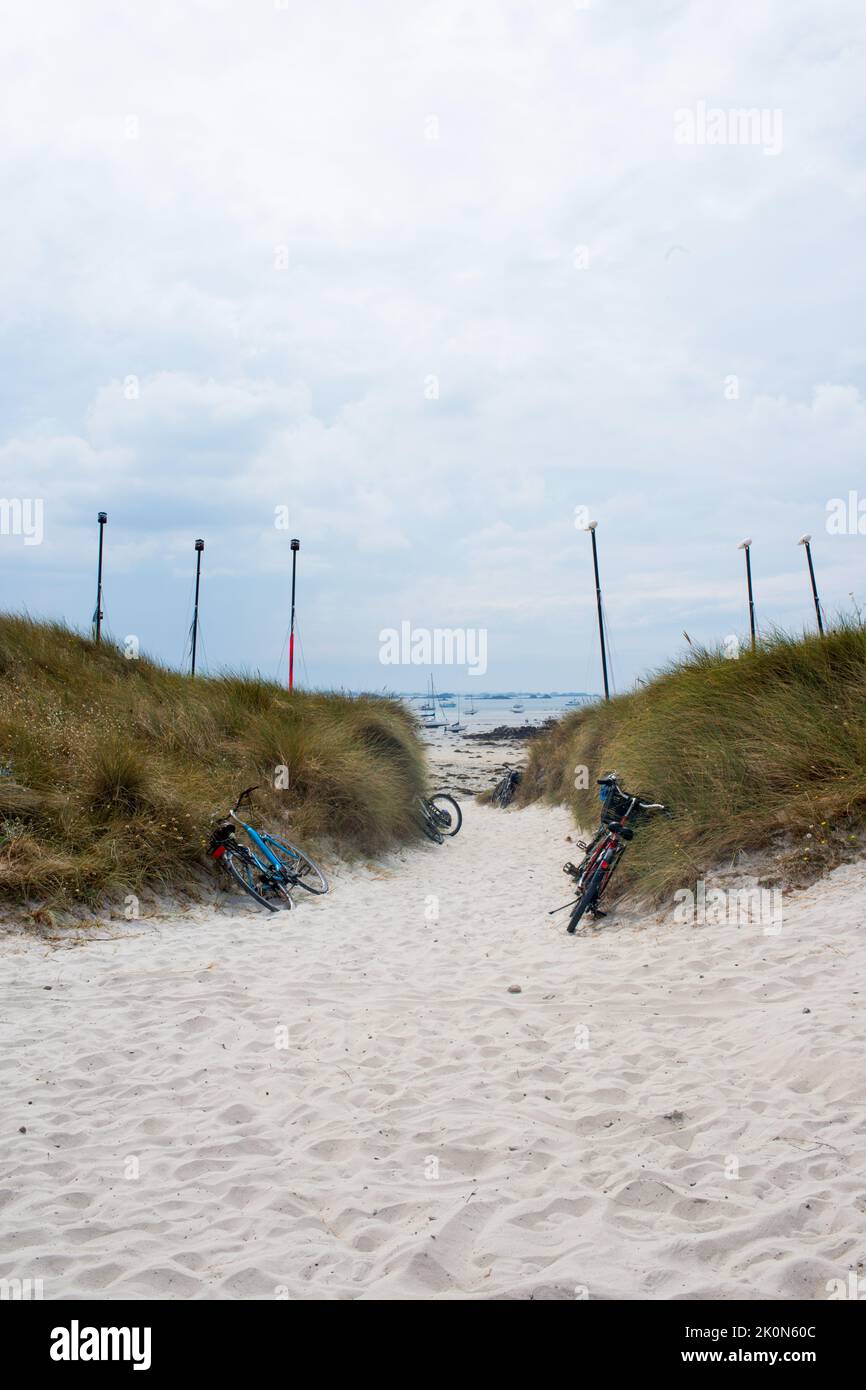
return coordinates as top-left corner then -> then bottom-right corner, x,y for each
222,845 -> 280,912
261,836 -> 329,895
566,865 -> 606,934
429,793 -> 462,837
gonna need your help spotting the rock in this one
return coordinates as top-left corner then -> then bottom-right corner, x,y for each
507,984 -> 522,994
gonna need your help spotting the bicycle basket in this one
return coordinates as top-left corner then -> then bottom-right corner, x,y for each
599,784 -> 631,821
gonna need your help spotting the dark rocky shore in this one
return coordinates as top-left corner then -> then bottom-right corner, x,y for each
463,720 -> 556,743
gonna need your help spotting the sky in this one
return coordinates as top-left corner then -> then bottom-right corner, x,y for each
1,0 -> 865,693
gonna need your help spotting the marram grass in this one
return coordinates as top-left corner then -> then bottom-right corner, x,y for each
518,623 -> 866,902
0,615 -> 426,908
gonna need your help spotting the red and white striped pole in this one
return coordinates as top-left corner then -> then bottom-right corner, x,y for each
288,538 -> 299,691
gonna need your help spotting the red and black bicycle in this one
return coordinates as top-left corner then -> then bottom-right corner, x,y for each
552,773 -> 671,934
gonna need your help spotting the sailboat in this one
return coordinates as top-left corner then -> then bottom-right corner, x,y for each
449,695 -> 464,733
421,674 -> 445,728
466,695 -> 476,716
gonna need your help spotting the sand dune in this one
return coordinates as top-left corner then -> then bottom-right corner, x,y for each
1,793 -> 864,1300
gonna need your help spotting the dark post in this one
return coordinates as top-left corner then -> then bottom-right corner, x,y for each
289,538 -> 300,691
798,535 -> 824,635
94,511 -> 107,642
739,538 -> 756,649
191,539 -> 204,676
586,521 -> 610,700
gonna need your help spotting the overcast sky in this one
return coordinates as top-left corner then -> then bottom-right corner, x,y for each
2,0 -> 865,692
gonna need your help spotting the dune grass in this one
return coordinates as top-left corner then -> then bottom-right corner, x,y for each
0,615 -> 427,908
519,624 -> 866,902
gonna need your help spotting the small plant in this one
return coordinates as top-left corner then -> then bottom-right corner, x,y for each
87,742 -> 152,816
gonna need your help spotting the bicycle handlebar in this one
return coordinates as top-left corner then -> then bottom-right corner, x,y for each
597,775 -> 670,816
232,785 -> 260,813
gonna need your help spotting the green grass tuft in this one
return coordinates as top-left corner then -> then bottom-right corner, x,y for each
87,742 -> 153,817
0,615 -> 427,908
519,622 -> 866,901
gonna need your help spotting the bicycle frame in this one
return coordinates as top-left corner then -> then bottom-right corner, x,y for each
230,813 -> 301,880
574,824 -> 619,892
588,829 -> 626,893
558,795 -> 639,911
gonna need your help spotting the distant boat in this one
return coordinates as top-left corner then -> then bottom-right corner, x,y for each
511,702 -> 525,713
449,696 -> 464,733
467,696 -> 476,715
421,674 -> 446,727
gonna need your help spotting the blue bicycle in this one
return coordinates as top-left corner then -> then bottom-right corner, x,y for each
208,785 -> 329,912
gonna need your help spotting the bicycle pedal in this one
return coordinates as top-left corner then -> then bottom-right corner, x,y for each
575,840 -> 587,851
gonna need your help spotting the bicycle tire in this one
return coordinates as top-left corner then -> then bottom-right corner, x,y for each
429,793 -> 462,837
261,835 -> 329,895
222,845 -> 280,912
566,864 -> 606,934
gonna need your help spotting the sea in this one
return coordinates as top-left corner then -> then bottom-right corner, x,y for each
397,691 -> 598,733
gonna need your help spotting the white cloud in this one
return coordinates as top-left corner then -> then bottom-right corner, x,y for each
2,0 -> 865,685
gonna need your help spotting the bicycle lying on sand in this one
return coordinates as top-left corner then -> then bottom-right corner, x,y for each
208,785 -> 329,912
416,792 -> 462,843
550,773 -> 670,934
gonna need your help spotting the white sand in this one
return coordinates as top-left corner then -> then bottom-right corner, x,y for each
1,782 -> 865,1300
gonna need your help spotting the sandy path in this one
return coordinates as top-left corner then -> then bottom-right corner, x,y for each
1,797 -> 864,1300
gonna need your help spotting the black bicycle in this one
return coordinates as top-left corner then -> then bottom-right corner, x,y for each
416,792 -> 463,843
492,767 -> 521,807
551,773 -> 670,934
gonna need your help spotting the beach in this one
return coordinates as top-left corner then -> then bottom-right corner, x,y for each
1,727 -> 864,1302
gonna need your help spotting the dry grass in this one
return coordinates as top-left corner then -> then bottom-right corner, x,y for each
0,615 -> 427,907
519,623 -> 866,901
